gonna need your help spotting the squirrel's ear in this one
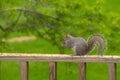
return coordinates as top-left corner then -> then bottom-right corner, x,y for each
66,34 -> 73,38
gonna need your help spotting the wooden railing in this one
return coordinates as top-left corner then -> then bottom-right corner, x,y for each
0,53 -> 120,80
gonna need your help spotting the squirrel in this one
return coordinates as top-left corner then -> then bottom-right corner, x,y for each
62,34 -> 106,56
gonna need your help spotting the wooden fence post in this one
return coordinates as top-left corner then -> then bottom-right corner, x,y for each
108,63 -> 116,80
78,62 -> 86,80
49,62 -> 57,80
20,61 -> 29,80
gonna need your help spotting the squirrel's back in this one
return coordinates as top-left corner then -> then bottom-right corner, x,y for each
73,37 -> 88,55
62,34 -> 106,55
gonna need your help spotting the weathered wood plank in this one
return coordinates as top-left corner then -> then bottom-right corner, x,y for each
0,53 -> 120,63
78,62 -> 86,80
49,62 -> 57,80
20,61 -> 28,80
108,63 -> 116,80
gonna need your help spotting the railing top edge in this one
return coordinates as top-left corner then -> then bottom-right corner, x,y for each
0,53 -> 120,63
0,53 -> 119,57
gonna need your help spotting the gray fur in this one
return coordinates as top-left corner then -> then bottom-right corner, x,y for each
62,34 -> 106,56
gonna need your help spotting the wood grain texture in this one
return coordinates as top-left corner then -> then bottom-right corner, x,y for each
78,62 -> 86,80
0,53 -> 118,80
108,63 -> 116,80
20,61 -> 29,80
49,62 -> 57,80
0,53 -> 120,63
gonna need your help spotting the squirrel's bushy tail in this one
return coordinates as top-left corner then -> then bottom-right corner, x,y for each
87,34 -> 106,55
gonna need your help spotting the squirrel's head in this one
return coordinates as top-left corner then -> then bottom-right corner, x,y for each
62,34 -> 73,47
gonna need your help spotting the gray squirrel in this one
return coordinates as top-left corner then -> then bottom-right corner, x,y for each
62,34 -> 106,56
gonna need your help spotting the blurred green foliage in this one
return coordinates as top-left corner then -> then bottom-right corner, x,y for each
0,0 -> 120,53
0,0 -> 120,80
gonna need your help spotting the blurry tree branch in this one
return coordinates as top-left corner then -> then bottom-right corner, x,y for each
0,8 -> 66,53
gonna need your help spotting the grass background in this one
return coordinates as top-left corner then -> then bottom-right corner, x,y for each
1,38 -> 120,80
1,0 -> 120,80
